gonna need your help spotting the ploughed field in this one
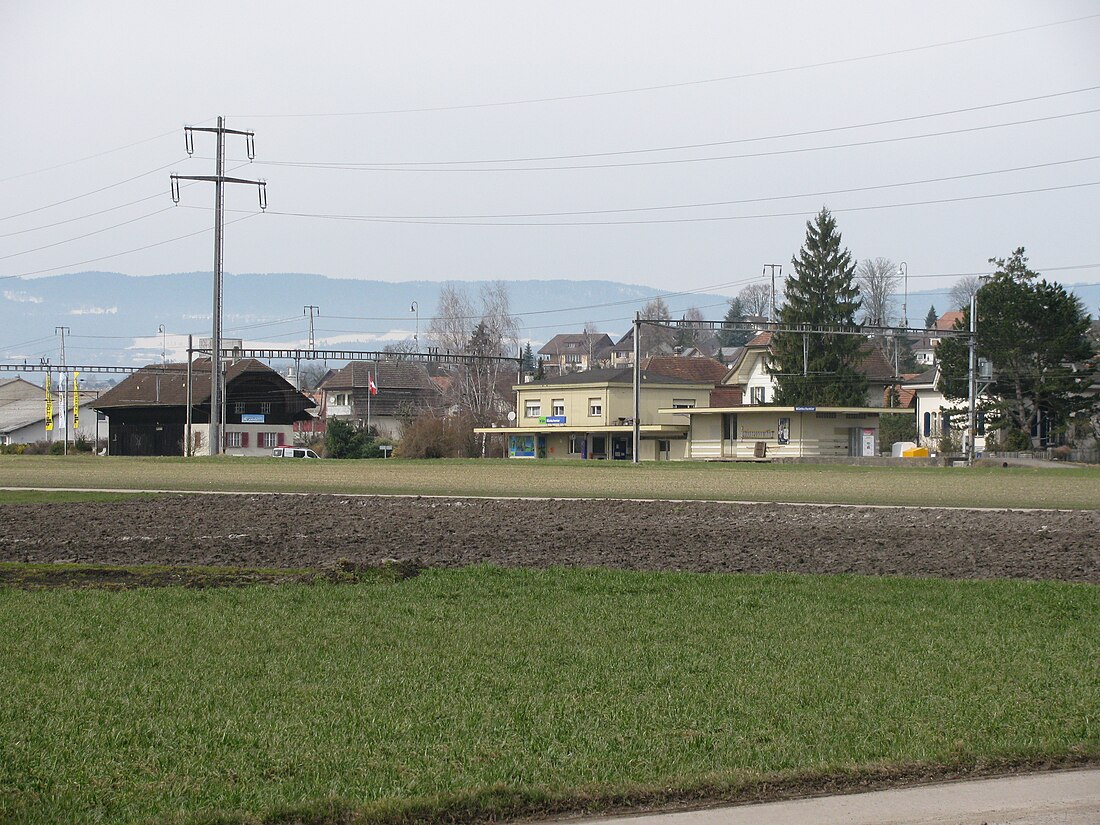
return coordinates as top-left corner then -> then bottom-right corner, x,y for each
3,493 -> 1097,582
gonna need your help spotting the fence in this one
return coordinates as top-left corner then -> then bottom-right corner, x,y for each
988,448 -> 1100,464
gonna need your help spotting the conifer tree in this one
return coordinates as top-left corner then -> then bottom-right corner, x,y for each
924,305 -> 938,329
770,207 -> 867,405
717,297 -> 753,347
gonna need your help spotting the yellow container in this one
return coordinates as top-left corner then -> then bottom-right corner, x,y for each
902,447 -> 930,457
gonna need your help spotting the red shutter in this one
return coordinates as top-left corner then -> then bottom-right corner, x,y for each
277,431 -> 285,446
241,432 -> 250,448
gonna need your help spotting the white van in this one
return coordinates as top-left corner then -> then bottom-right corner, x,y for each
272,447 -> 320,459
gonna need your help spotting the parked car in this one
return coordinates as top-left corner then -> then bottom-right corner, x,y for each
272,447 -> 320,459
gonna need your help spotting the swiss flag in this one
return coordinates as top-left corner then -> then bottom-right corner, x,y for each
368,373 -> 378,396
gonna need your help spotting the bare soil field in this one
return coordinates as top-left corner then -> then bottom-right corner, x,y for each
2,494 -> 1097,582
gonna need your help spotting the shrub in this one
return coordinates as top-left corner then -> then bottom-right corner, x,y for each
1001,429 -> 1032,451
395,412 -> 478,458
938,426 -> 961,455
323,418 -> 382,459
878,413 -> 916,452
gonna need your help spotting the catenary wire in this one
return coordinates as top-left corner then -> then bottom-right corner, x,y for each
230,13 -> 1100,117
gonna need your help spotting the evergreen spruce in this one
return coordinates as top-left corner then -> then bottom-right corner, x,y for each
770,207 -> 867,406
717,297 -> 753,347
924,305 -> 938,329
521,342 -> 535,373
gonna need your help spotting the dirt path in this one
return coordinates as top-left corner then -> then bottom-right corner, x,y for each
2,494 -> 1097,582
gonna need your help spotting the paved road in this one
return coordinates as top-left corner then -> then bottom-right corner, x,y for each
569,770 -> 1100,825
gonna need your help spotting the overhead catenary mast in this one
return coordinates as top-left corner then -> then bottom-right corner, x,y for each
171,116 -> 267,456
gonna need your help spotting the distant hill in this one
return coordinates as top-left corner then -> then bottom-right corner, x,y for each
0,271 -> 734,367
3,271 -> 1096,371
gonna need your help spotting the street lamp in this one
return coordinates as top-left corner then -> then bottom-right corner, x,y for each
967,275 -> 992,466
410,301 -> 419,351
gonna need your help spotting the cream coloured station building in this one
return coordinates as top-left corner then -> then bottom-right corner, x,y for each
477,361 -> 913,461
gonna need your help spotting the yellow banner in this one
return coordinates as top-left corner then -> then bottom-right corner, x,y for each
73,371 -> 80,429
45,373 -> 53,431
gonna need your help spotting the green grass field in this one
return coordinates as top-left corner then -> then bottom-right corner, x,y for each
1,568 -> 1097,824
2,454 -> 1098,509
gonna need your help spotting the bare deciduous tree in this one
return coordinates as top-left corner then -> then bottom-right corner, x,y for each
639,296 -> 675,357
427,281 -> 519,424
675,306 -> 717,353
855,258 -> 898,326
856,257 -> 900,366
949,275 -> 984,311
582,321 -> 607,368
382,339 -> 419,360
297,363 -> 331,392
738,283 -> 772,318
426,283 -> 474,355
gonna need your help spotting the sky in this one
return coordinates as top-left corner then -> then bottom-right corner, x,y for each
2,1 -> 1100,311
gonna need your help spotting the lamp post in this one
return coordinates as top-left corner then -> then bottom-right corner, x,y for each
410,301 -> 419,351
967,275 -> 991,467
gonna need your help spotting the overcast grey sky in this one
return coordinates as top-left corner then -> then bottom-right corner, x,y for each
2,0 -> 1099,302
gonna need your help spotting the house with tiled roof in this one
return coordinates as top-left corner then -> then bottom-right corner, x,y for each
608,327 -> 677,366
721,331 -> 776,405
537,332 -> 614,374
319,360 -> 442,440
914,310 -> 966,366
901,365 -> 988,454
93,359 -> 313,456
638,355 -> 730,384
720,331 -> 899,408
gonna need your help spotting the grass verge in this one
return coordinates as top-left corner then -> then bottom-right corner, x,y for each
2,455 -> 1099,509
0,560 -> 421,590
1,566 -> 1097,824
0,490 -> 160,505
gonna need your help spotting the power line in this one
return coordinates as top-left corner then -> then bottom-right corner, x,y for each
0,162 -> 253,241
230,13 -> 1100,118
0,159 -> 187,223
254,86 -> 1100,167
215,155 -> 1099,222
0,190 -> 169,239
235,180 -> 1100,227
249,108 -> 1100,174
0,206 -> 177,262
0,212 -> 260,280
0,131 -> 178,185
